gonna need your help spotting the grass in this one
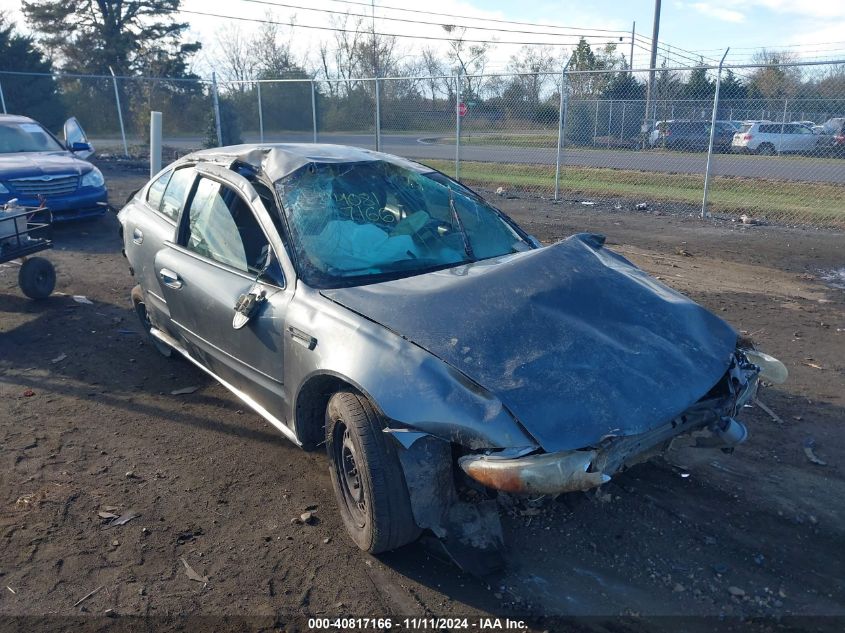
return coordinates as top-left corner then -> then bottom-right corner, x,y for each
423,159 -> 845,225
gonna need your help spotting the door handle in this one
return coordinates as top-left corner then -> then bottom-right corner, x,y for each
159,267 -> 182,289
132,227 -> 144,245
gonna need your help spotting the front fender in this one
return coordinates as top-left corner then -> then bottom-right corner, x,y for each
286,286 -> 537,450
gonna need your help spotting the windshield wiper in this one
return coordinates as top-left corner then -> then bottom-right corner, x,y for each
447,185 -> 474,260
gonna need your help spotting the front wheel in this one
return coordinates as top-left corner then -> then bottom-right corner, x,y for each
757,143 -> 776,156
325,391 -> 421,553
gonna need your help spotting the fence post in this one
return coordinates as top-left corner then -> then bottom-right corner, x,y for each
374,78 -> 381,151
701,48 -> 730,218
593,100 -> 599,146
779,98 -> 788,153
0,78 -> 6,114
311,80 -> 318,143
108,67 -> 129,157
554,56 -> 572,201
211,72 -> 223,147
606,100 -> 613,147
620,102 -> 627,140
257,81 -> 264,143
455,73 -> 462,180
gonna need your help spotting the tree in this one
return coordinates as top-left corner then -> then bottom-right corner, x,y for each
21,0 -> 200,75
441,25 -> 493,101
682,65 -> 715,99
747,50 -> 801,100
0,13 -> 65,127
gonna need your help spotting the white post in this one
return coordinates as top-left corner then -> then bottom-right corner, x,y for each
150,111 -> 162,179
211,72 -> 223,147
607,100 -> 613,147
701,48 -> 730,218
109,67 -> 129,157
0,78 -> 6,114
257,81 -> 264,143
593,100 -> 599,146
554,56 -> 572,201
779,98 -> 788,153
620,102 -> 627,140
455,73 -> 462,180
311,80 -> 318,143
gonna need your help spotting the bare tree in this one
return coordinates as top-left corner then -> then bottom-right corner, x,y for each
212,23 -> 258,90
441,25 -> 494,99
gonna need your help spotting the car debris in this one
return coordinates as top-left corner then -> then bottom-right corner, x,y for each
72,295 -> 93,305
72,585 -> 103,608
170,386 -> 199,395
50,353 -> 67,364
118,143 -> 781,561
803,438 -> 827,466
754,398 -> 785,425
108,511 -> 140,527
180,556 -> 209,583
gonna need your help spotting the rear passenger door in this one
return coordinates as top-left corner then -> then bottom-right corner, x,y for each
154,170 -> 293,422
128,166 -> 196,326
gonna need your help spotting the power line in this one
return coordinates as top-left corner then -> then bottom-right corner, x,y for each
315,0 -> 634,35
225,0 -> 631,40
180,8 -> 625,46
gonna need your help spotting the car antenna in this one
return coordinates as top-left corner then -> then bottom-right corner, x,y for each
447,185 -> 474,260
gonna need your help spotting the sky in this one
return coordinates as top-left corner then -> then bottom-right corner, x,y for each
1,0 -> 844,76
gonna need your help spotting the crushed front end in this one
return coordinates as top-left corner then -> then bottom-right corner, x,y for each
458,349 -> 772,496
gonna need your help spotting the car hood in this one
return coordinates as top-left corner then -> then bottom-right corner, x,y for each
0,151 -> 93,180
321,234 -> 738,452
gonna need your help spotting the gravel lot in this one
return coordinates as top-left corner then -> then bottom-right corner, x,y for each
1,162 -> 843,632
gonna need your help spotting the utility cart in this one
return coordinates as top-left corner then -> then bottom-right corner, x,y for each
0,204 -> 56,299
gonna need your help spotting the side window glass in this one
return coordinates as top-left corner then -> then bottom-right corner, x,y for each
184,178 -> 270,273
146,170 -> 172,211
160,168 -> 195,221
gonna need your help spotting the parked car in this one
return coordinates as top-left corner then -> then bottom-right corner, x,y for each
0,114 -> 107,221
731,121 -> 822,155
818,117 -> 845,156
118,144 -> 781,554
650,120 -> 736,152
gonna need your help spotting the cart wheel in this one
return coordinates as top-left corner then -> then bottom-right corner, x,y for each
18,257 -> 56,300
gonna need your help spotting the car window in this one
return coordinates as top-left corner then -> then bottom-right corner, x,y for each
160,168 -> 195,221
739,124 -> 752,133
0,121 -> 65,153
759,124 -> 778,134
146,170 -> 172,211
277,160 -> 529,288
183,177 -> 269,274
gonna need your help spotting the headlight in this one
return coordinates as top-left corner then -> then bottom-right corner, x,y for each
0,182 -> 8,194
744,349 -> 788,385
81,168 -> 105,188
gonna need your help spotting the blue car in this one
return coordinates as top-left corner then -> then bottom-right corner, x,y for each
0,114 -> 108,221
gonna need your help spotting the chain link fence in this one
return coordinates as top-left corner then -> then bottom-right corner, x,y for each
2,60 -> 844,227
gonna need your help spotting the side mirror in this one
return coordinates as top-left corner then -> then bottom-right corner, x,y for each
71,141 -> 92,153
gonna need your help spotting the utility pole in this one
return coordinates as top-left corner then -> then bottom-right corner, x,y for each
642,0 -> 661,146
371,0 -> 381,151
629,21 -> 636,69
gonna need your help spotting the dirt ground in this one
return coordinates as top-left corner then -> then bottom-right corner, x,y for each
1,161 -> 843,632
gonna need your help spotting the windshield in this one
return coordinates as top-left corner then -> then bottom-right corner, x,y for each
0,122 -> 65,153
276,160 -> 530,287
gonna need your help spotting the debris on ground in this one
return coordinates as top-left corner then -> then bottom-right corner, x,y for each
15,491 -> 45,509
740,214 -> 757,225
675,246 -> 693,257
803,438 -> 827,466
22,389 -> 35,397
728,586 -> 746,597
97,510 -> 118,520
636,202 -> 649,210
72,585 -> 103,607
171,386 -> 199,395
800,360 -> 824,370
580,201 -> 595,206
180,556 -> 209,583
495,187 -> 506,196
108,511 -> 140,527
298,511 -> 316,525
72,295 -> 93,305
754,398 -> 785,425
51,353 -> 67,364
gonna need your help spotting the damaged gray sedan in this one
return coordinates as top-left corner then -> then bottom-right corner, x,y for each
118,144 -> 786,554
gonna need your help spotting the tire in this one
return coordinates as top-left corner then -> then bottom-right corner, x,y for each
325,390 -> 421,553
131,285 -> 172,358
757,143 -> 776,156
18,257 -> 56,299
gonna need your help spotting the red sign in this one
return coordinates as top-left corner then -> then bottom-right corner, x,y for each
457,102 -> 468,117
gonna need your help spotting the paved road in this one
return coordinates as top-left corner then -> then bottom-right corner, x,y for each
92,131 -> 845,184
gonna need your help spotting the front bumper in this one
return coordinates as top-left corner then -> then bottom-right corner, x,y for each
0,187 -> 109,222
459,353 -> 763,495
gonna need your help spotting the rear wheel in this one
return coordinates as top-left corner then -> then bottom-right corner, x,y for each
18,257 -> 56,300
757,143 -> 776,156
131,285 -> 172,358
325,390 -> 420,553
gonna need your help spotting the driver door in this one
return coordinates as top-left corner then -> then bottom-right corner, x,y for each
154,171 -> 293,422
63,117 -> 94,158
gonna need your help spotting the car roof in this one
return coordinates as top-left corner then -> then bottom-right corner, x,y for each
184,143 -> 433,182
0,114 -> 37,124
